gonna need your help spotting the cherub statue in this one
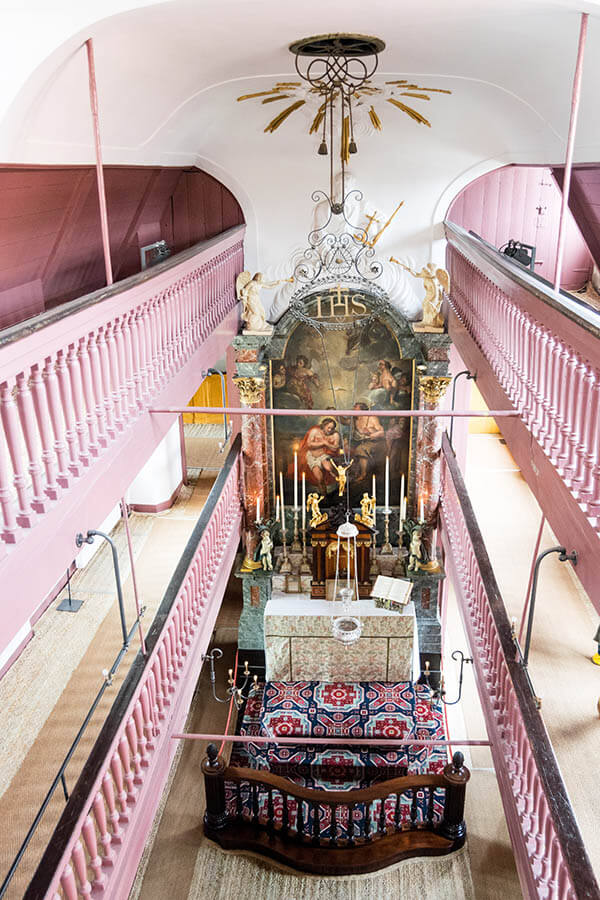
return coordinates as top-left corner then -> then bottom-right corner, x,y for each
330,458 -> 353,497
390,258 -> 449,331
407,525 -> 423,573
235,271 -> 293,335
306,492 -> 328,528
259,528 -> 273,571
355,492 -> 376,528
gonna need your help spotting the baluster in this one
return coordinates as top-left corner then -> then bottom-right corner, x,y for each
297,797 -> 304,839
118,734 -> 136,803
570,363 -> 594,490
15,373 -> 47,512
97,326 -> 117,438
281,791 -> 289,836
103,768 -> 124,837
0,433 -> 18,545
113,317 -> 130,423
60,863 -> 79,900
30,363 -> 61,498
72,838 -> 93,898
267,787 -> 275,835
92,790 -> 114,863
66,345 -> 91,468
121,311 -> 138,415
556,353 -> 578,471
427,787 -> 435,828
140,683 -> 156,749
82,813 -> 106,886
311,801 -> 320,846
55,350 -> 81,476
251,782 -> 259,827
410,789 -> 418,827
86,331 -> 110,447
364,801 -> 372,840
133,699 -> 150,766
126,718 -> 144,784
329,804 -> 337,846
348,803 -> 355,845
0,382 -> 34,525
135,306 -> 151,404
236,782 -> 243,821
42,356 -> 72,487
394,793 -> 402,831
77,337 -> 101,456
378,796 -> 387,836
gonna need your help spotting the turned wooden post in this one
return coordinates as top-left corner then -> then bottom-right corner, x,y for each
439,751 -> 470,843
202,743 -> 228,831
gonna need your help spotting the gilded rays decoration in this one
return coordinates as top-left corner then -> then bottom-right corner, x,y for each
237,79 -> 452,154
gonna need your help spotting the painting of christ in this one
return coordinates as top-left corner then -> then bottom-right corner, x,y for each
271,303 -> 414,508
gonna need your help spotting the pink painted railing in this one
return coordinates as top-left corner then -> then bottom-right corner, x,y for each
445,222 -> 600,534
439,433 -> 598,900
24,436 -> 242,900
0,225 -> 244,553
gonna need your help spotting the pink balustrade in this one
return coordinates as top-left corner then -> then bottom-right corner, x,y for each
0,226 -> 244,551
439,434 -> 598,900
27,440 -> 242,900
445,223 -> 600,535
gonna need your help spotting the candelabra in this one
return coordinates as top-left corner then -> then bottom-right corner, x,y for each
380,506 -> 393,554
201,648 -> 259,710
291,506 -> 302,552
279,513 -> 292,573
300,524 -> 311,574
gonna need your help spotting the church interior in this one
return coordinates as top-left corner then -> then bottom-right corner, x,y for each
0,3 -> 599,899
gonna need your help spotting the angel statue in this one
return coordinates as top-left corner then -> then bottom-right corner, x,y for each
407,525 -> 423,573
259,528 -> 274,571
235,271 -> 293,335
330,458 -> 353,497
355,492 -> 376,528
306,493 -> 328,528
390,258 -> 449,332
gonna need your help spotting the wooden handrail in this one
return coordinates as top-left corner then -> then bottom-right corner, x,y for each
219,765 -> 447,805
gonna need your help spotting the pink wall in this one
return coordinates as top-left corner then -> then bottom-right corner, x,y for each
447,165 -> 592,291
0,166 -> 244,330
553,165 -> 600,273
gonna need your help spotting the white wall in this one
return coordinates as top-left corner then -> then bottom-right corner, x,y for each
125,420 -> 183,509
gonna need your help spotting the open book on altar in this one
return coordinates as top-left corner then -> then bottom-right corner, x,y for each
371,575 -> 413,610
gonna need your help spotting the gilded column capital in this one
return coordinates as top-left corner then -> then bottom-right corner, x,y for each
233,376 -> 265,406
419,375 -> 451,406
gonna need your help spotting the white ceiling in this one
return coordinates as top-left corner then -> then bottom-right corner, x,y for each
2,0 -> 600,292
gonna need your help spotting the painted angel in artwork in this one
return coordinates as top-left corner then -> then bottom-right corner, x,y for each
235,271 -> 293,335
390,258 -> 449,331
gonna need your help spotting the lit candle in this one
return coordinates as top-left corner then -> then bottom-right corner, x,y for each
419,497 -> 424,523
400,474 -> 405,513
275,494 -> 280,523
294,451 -> 298,508
372,474 -> 376,501
256,495 -> 261,523
279,471 -> 285,531
301,472 -> 306,529
402,495 -> 407,521
385,456 -> 390,508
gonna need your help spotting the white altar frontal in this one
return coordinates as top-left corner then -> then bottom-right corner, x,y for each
264,593 -> 419,682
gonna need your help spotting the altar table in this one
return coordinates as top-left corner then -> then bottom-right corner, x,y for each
264,594 -> 418,682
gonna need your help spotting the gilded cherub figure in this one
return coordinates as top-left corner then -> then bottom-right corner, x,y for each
355,492 -> 376,528
235,271 -> 293,335
390,258 -> 449,331
330,458 -> 353,497
306,492 -> 328,528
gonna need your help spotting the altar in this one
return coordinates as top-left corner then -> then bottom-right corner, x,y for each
264,593 -> 419,682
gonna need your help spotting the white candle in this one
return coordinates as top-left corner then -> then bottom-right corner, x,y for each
385,456 -> 390,508
400,474 -> 405,514
256,495 -> 261,523
372,474 -> 376,501
279,471 -> 285,531
301,472 -> 306,529
294,451 -> 298,509
419,497 -> 424,523
402,496 -> 407,521
275,494 -> 280,523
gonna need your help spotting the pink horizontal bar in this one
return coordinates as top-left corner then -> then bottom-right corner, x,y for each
172,732 -> 491,747
152,406 -> 518,419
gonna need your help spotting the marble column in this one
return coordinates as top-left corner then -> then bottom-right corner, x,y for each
415,372 -> 451,526
233,335 -> 270,570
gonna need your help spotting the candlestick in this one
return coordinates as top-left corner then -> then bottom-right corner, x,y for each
294,451 -> 298,509
279,471 -> 291,573
380,504 -> 393,555
300,522 -> 311,574
291,506 -> 301,552
301,472 -> 306,530
385,456 -> 390,508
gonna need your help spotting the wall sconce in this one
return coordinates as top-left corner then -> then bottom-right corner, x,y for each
202,647 -> 259,710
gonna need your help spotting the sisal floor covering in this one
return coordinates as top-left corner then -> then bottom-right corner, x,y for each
0,473 -> 215,899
